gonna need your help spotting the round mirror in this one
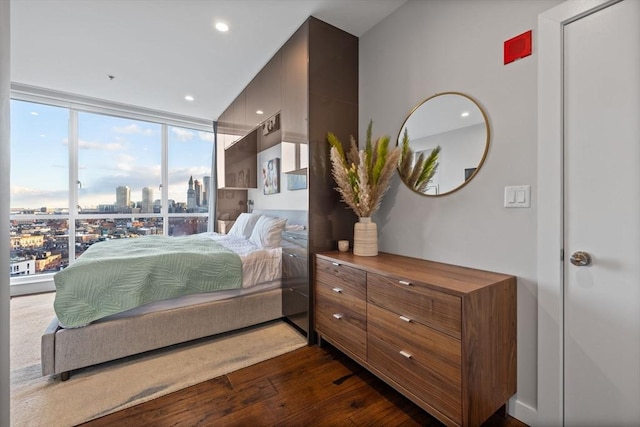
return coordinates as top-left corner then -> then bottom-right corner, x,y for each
397,92 -> 489,196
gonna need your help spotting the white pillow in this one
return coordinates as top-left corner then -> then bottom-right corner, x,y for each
248,215 -> 287,248
228,213 -> 262,238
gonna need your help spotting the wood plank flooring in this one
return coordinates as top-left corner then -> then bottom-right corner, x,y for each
80,343 -> 527,427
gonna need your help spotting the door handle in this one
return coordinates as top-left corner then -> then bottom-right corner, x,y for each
570,251 -> 592,267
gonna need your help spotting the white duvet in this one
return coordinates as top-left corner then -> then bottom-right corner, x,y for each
200,232 -> 282,288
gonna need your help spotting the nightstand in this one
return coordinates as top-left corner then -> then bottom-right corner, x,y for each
282,230 -> 308,334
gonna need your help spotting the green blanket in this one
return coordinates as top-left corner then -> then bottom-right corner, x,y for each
53,234 -> 243,328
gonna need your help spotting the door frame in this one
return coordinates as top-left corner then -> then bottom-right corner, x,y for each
537,1 -> 621,425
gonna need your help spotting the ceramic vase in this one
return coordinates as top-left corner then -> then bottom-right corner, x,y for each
353,217 -> 378,256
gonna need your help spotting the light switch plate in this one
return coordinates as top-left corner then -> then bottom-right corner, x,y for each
504,185 -> 531,208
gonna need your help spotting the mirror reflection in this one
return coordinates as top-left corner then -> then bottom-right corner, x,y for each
397,92 -> 489,196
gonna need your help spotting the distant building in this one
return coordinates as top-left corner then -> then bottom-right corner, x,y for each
10,257 -> 35,276
35,252 -> 62,272
116,186 -> 130,212
187,176 -> 196,211
98,204 -> 117,213
10,233 -> 44,250
194,179 -> 202,206
142,187 -> 154,213
203,176 -> 210,206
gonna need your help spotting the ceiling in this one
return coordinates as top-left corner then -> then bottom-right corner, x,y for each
10,0 -> 407,122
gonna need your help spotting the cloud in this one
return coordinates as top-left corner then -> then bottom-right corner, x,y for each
11,186 -> 54,197
168,166 -> 210,184
10,186 -> 68,209
171,127 -> 195,142
11,165 -> 208,209
78,139 -> 125,151
113,123 -> 155,136
116,154 -> 135,172
198,131 -> 215,143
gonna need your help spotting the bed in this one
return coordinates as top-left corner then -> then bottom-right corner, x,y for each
41,210 -> 306,380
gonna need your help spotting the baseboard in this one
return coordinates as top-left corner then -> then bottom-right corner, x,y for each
510,397 -> 537,426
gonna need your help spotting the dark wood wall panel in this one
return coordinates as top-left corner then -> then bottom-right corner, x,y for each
217,16 -> 359,340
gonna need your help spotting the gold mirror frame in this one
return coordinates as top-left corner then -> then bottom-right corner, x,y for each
397,92 -> 490,196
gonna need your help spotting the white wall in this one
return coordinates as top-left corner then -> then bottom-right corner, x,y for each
359,0 -> 562,423
1,0 -> 10,425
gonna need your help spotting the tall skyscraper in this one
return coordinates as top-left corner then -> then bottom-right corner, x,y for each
141,187 -> 153,213
203,176 -> 210,207
187,176 -> 196,211
194,179 -> 202,207
116,186 -> 130,212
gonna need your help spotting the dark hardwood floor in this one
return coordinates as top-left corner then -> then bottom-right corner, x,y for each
80,343 -> 527,427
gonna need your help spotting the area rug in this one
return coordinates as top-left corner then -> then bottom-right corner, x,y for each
10,292 -> 307,427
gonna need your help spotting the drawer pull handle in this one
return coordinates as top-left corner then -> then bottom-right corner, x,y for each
399,315 -> 412,323
332,287 -> 343,293
332,313 -> 343,320
332,262 -> 340,266
288,253 -> 296,257
398,280 -> 412,286
399,350 -> 412,359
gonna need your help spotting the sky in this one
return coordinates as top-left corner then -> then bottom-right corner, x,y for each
10,99 -> 214,211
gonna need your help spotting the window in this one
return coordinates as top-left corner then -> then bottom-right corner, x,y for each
167,125 -> 214,236
9,96 -> 213,282
77,112 -> 162,213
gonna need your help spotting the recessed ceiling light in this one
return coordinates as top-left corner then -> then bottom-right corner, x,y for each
30,112 -> 39,116
256,110 -> 264,115
215,22 -> 229,32
185,95 -> 194,101
461,111 -> 470,117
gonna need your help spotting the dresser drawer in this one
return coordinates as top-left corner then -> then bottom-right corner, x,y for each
282,231 -> 308,258
282,251 -> 308,283
367,303 -> 461,383
367,324 -> 462,425
316,279 -> 366,316
282,247 -> 308,260
367,272 -> 462,339
316,258 -> 366,300
315,284 -> 366,360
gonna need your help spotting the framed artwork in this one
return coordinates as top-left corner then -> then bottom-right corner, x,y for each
262,158 -> 280,195
286,173 -> 307,191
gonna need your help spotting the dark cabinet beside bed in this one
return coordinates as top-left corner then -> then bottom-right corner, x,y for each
281,229 -> 309,333
217,16 -> 359,343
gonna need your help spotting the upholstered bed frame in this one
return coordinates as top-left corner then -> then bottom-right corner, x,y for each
41,209 -> 307,381
41,287 -> 283,380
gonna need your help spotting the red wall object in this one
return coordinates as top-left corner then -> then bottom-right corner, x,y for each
504,30 -> 532,65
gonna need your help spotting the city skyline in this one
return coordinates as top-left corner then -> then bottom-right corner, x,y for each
10,99 -> 214,212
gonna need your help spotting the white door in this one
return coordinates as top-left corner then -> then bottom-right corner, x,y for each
563,1 -> 640,425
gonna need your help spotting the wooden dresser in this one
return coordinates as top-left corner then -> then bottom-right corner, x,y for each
314,251 -> 517,427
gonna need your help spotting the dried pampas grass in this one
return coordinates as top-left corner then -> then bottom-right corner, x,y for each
327,121 -> 400,218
